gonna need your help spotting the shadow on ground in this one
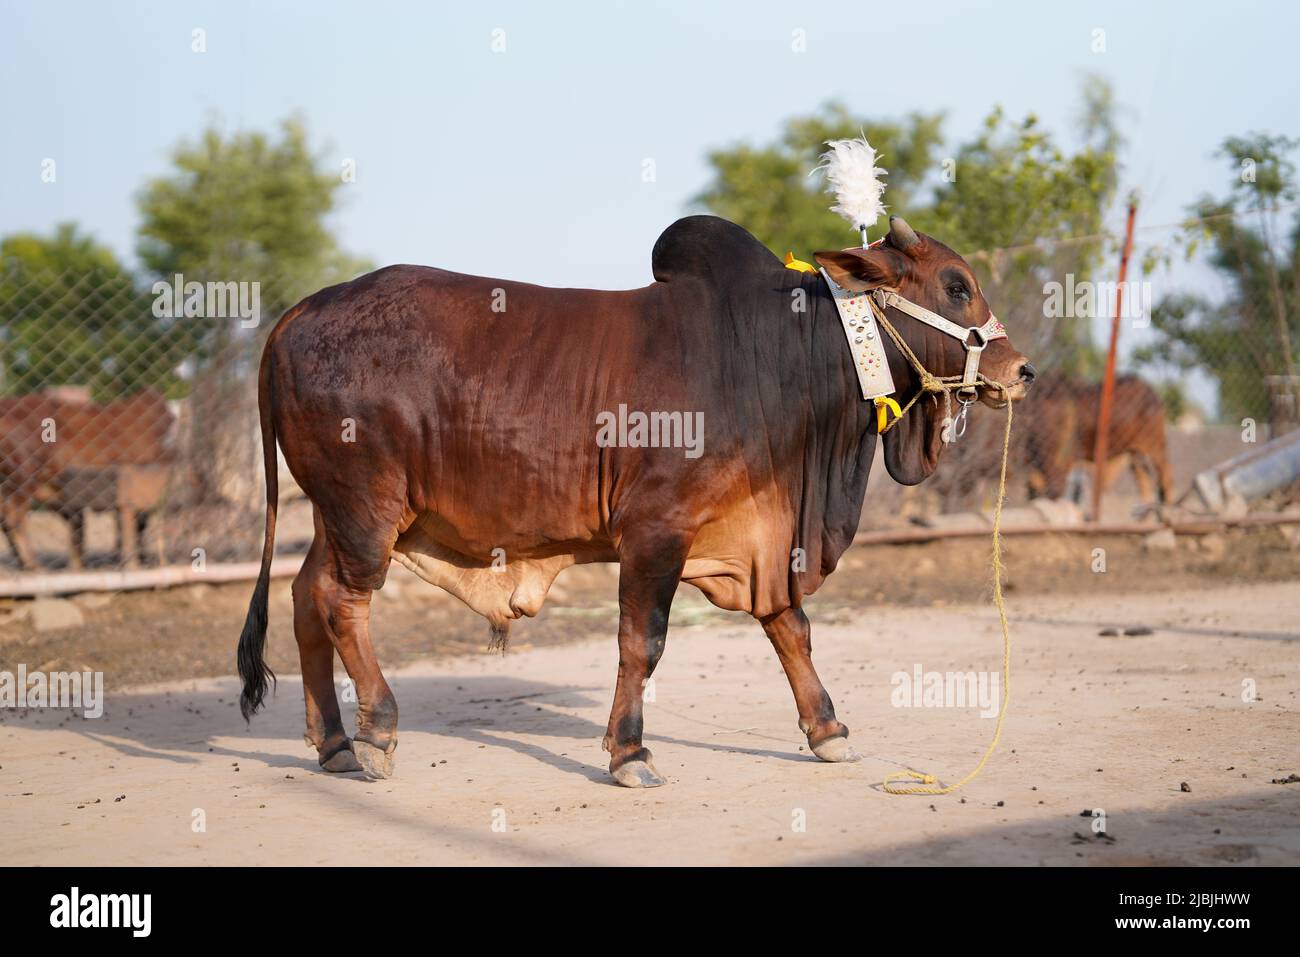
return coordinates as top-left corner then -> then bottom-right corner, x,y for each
1,671 -> 817,785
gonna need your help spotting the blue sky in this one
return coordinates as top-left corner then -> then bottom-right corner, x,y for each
1,0 -> 1294,298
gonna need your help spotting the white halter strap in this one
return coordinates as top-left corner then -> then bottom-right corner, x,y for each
819,271 -> 1009,409
872,289 -> 1007,399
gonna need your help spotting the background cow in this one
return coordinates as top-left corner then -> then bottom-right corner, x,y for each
1022,373 -> 1173,510
0,388 -> 175,569
238,215 -> 1034,786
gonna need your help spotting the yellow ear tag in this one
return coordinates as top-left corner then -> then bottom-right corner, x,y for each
784,251 -> 818,274
874,396 -> 903,432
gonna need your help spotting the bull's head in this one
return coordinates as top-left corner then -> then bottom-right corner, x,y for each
814,216 -> 1035,485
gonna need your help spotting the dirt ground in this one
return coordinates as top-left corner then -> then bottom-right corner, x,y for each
1,533 -> 1298,866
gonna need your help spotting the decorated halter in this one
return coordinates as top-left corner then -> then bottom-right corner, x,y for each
787,136 -> 1008,439
871,288 -> 1008,401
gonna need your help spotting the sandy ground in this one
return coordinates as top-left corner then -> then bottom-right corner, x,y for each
2,581 -> 1297,866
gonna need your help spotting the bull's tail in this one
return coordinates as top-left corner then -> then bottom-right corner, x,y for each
238,339 -> 280,720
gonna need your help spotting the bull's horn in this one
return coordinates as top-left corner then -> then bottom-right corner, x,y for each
888,215 -> 919,250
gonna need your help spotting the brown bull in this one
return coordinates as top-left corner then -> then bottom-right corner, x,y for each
238,215 -> 1033,786
0,389 -> 174,569
1023,374 -> 1173,508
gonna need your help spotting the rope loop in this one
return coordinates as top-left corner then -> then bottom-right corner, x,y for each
882,395 -> 1014,796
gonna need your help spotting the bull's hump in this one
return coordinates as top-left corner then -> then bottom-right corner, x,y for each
650,215 -> 784,284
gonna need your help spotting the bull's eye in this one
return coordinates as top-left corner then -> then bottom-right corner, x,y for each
947,283 -> 971,303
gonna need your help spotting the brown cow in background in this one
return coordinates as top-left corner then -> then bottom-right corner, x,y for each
0,388 -> 175,569
1023,373 -> 1174,510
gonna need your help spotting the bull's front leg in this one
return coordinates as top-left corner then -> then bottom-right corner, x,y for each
761,606 -> 857,762
603,535 -> 690,788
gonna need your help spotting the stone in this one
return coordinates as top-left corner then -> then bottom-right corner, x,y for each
1198,533 -> 1227,561
29,598 -> 86,632
1143,528 -> 1177,551
1029,498 -> 1086,527
73,592 -> 116,610
0,601 -> 32,626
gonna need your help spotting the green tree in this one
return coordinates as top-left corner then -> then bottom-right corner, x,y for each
1137,133 -> 1299,426
0,223 -> 186,399
136,117 -> 371,326
134,117 -> 373,508
694,101 -> 945,257
694,80 -> 1121,375
925,98 -> 1119,374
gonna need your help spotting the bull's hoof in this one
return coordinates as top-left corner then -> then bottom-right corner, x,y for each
611,758 -> 666,788
320,745 -> 363,773
353,739 -> 396,779
811,735 -> 859,763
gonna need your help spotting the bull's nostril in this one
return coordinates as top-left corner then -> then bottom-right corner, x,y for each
1019,362 -> 1037,385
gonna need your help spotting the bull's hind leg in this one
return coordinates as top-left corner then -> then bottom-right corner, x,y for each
761,606 -> 855,762
304,527 -> 400,779
603,535 -> 691,788
293,528 -> 360,772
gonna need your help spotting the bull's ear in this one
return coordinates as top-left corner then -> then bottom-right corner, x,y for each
812,246 -> 906,292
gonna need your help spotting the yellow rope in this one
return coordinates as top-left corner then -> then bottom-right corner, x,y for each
863,295 -> 1015,795
882,393 -> 1014,795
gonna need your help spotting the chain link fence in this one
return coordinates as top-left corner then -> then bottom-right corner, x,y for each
1,230 -> 1295,580
0,265 -> 325,578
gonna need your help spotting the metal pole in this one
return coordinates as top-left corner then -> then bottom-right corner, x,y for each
1091,200 -> 1138,522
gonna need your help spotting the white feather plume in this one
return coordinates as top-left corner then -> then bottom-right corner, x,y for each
813,136 -> 887,234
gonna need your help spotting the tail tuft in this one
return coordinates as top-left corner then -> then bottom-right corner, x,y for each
238,568 -> 276,719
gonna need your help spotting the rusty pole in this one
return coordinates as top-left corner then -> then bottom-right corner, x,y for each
1091,200 -> 1139,522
